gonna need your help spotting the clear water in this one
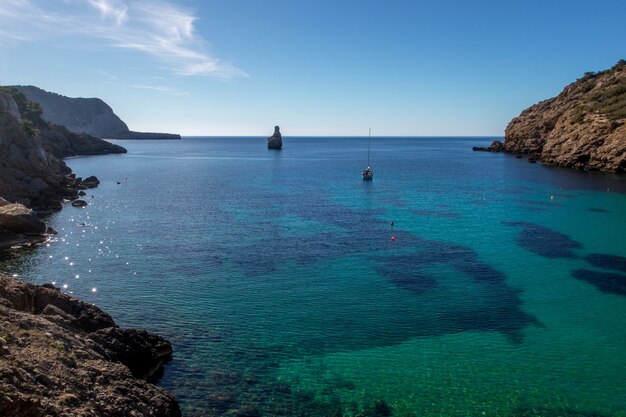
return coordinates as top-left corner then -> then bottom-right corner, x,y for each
2,137 -> 626,417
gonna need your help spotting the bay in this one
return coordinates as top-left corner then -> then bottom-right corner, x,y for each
2,136 -> 626,416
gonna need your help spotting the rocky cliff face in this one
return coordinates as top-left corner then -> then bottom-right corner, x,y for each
0,88 -> 124,248
14,86 -> 181,140
0,88 -> 122,208
0,274 -> 181,417
504,60 -> 626,172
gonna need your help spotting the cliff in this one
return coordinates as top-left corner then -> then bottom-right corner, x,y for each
504,60 -> 626,172
1,87 -> 124,248
13,86 -> 181,140
0,274 -> 181,417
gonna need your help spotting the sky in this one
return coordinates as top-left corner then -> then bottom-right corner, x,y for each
0,0 -> 624,136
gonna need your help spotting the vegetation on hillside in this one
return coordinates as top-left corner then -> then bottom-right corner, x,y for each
571,60 -> 626,124
0,85 -> 46,136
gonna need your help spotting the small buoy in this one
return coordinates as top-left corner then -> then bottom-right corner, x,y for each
391,236 -> 396,241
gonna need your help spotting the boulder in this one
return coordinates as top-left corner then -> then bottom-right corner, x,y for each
473,140 -> 504,152
71,200 -> 88,207
81,175 -> 100,188
0,203 -> 46,235
0,274 -> 181,417
267,125 -> 283,149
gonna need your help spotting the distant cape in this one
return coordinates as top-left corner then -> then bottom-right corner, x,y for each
12,85 -> 181,140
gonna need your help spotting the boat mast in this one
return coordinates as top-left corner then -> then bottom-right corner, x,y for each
367,128 -> 371,168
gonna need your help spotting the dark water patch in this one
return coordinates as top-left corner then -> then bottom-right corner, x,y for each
586,253 -> 626,273
224,198 -> 415,277
572,269 -> 626,296
503,221 -> 582,258
412,209 -> 462,219
375,254 -> 438,295
516,199 -> 563,207
374,240 -> 537,344
496,186 -> 536,196
519,206 -> 547,212
587,207 -> 609,213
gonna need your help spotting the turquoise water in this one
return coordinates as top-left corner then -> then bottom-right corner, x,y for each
2,137 -> 626,416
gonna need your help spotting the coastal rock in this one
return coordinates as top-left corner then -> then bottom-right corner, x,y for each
0,202 -> 46,236
89,327 -> 174,380
0,199 -> 48,250
0,87 -> 113,249
504,60 -> 626,172
473,140 -> 504,152
71,199 -> 88,207
267,125 -> 283,149
0,274 -> 181,417
79,175 -> 100,189
13,85 -> 181,140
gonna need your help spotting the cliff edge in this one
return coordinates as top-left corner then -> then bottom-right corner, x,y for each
504,60 -> 626,172
0,274 -> 181,417
13,86 -> 181,140
0,87 -> 125,248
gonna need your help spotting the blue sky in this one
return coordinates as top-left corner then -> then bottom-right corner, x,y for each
0,0 -> 624,136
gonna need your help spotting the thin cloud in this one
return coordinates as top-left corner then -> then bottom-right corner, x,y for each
132,84 -> 189,96
0,0 -> 246,79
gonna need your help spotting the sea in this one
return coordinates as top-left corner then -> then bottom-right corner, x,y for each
1,136 -> 626,417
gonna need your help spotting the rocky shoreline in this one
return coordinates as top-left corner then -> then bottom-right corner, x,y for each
0,87 -> 125,249
1,86 -> 183,416
0,274 -> 181,417
500,60 -> 626,172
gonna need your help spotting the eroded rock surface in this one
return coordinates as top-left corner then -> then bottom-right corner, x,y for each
0,274 -> 181,417
504,60 -> 626,172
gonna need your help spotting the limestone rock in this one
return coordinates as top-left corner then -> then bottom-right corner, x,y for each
267,125 -> 283,149
0,202 -> 46,235
504,60 -> 626,172
0,274 -> 181,417
0,88 -> 114,249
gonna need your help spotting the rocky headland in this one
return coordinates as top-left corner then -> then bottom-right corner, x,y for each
0,274 -> 181,417
267,125 -> 283,150
0,87 -> 124,249
13,86 -> 181,140
502,60 -> 626,172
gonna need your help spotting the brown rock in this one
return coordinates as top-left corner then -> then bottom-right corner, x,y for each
0,203 -> 46,235
504,60 -> 626,172
0,274 -> 181,417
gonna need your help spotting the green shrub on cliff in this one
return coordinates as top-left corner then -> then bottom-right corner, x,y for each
569,62 -> 626,124
0,86 -> 45,135
589,76 -> 626,121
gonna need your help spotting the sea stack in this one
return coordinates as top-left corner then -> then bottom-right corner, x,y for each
267,125 -> 283,149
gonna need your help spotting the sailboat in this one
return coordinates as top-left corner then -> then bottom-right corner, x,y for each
362,128 -> 373,180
